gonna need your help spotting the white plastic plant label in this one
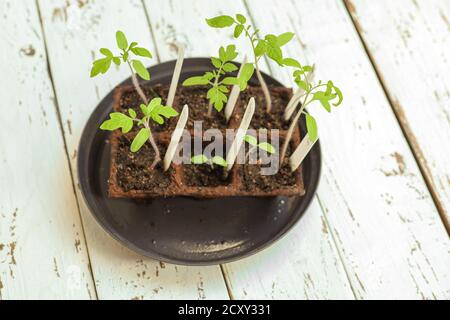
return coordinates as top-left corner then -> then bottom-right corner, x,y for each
163,104 -> 188,171
167,43 -> 185,107
226,97 -> 255,171
289,133 -> 318,172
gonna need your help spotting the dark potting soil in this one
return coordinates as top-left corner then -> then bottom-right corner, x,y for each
248,86 -> 292,130
118,85 -> 174,132
241,162 -> 297,192
115,135 -> 172,192
177,86 -> 228,130
183,164 -> 231,187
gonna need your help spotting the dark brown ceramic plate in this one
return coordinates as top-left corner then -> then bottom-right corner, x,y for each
77,58 -> 321,265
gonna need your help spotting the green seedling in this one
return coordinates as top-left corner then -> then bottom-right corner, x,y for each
191,154 -> 228,168
243,134 -> 276,163
183,44 -> 253,117
100,97 -> 178,170
280,63 -> 343,162
206,13 -> 296,112
91,30 -> 153,104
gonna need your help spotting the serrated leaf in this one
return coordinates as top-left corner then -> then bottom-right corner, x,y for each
212,156 -> 227,167
234,24 -> 244,38
244,135 -> 258,146
211,57 -> 222,68
282,58 -> 301,68
183,76 -> 209,86
258,142 -> 276,154
305,113 -> 318,142
220,44 -> 238,62
128,108 -> 136,118
206,15 -> 235,28
100,48 -> 112,57
131,47 -> 152,58
116,30 -> 128,50
222,62 -> 238,72
132,60 -> 150,80
191,154 -> 208,164
100,112 -> 133,133
207,87 -> 227,112
236,13 -> 246,24
276,32 -> 295,46
218,85 -> 229,93
130,128 -> 150,152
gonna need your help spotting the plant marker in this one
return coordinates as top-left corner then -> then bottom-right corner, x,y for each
167,43 -> 185,107
224,56 -> 247,122
289,133 -> 318,172
163,104 -> 189,171
226,97 -> 255,171
284,67 -> 315,121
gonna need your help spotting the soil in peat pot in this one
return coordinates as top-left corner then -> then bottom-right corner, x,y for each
177,86 -> 228,130
240,140 -> 296,192
115,135 -> 173,192
183,164 -> 231,187
248,86 -> 292,130
118,84 -> 175,133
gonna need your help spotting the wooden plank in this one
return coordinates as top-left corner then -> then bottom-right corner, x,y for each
144,0 -> 355,299
345,0 -> 450,231
245,0 -> 450,299
37,0 -> 228,300
0,0 -> 95,299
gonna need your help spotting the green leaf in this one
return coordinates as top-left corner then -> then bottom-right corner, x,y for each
211,57 -> 222,68
132,60 -> 150,80
183,76 -> 209,86
258,142 -> 276,154
191,154 -> 208,164
218,85 -> 229,93
147,97 -> 162,114
131,128 -> 150,152
90,58 -> 111,77
129,42 -> 138,49
212,156 -> 227,167
276,32 -> 295,46
234,24 -> 244,38
151,114 -> 164,125
100,112 -> 133,133
100,48 -> 113,57
241,63 -> 255,80
266,43 -> 283,65
122,51 -> 129,62
219,44 -> 238,62
296,79 -> 308,91
305,113 -> 318,142
303,65 -> 313,72
223,62 -> 238,72
156,106 -> 179,118
222,77 -> 240,85
131,47 -> 152,58
112,56 -> 121,66
244,135 -> 258,146
207,87 -> 227,112
254,40 -> 267,57
313,92 -> 331,112
236,13 -> 246,24
206,15 -> 235,28
116,30 -> 128,50
140,103 -> 150,117
332,84 -> 343,106
282,58 -> 301,68
128,108 -> 136,118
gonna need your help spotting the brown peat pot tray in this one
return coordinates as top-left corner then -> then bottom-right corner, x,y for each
109,84 -> 304,198
77,58 -> 321,265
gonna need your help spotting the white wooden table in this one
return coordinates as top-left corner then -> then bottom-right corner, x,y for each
0,0 -> 449,300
